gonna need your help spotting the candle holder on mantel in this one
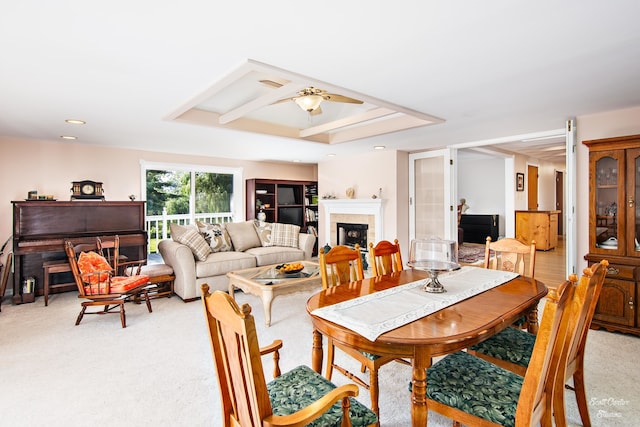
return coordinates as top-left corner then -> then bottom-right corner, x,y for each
407,238 -> 460,293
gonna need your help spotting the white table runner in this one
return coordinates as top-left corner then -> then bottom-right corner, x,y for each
311,266 -> 518,341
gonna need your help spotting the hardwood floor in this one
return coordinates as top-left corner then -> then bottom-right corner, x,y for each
533,236 -> 566,288
459,237 -> 567,288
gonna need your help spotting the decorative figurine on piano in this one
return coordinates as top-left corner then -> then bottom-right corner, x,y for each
71,180 -> 105,200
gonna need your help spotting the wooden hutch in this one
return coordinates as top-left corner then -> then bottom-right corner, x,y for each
584,134 -> 640,336
246,179 -> 318,255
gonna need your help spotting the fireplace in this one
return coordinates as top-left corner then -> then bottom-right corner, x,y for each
337,223 -> 369,249
320,199 -> 383,248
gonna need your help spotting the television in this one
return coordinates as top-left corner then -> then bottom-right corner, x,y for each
278,207 -> 303,226
277,186 -> 296,205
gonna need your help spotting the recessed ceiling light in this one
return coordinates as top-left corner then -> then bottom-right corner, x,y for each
327,153 -> 336,157
374,145 -> 385,150
293,159 -> 301,163
60,135 -> 77,140
65,119 -> 86,125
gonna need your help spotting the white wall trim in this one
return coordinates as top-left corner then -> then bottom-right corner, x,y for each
319,199 -> 384,246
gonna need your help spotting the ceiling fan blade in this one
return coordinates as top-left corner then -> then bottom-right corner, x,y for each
259,79 -> 284,88
311,106 -> 323,116
323,93 -> 364,104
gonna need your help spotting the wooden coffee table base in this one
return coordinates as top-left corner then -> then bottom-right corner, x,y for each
228,261 -> 320,326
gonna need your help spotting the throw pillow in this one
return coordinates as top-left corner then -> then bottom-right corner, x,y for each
77,251 -> 112,285
197,220 -> 232,253
253,220 -> 273,247
225,221 -> 262,251
170,223 -> 211,262
270,223 -> 300,248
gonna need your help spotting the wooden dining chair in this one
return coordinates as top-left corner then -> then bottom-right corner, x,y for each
484,236 -> 536,277
319,244 -> 365,289
200,285 -> 378,427
467,260 -> 608,427
484,236 -> 537,331
368,239 -> 403,276
426,274 -> 579,427
65,240 -> 153,328
319,244 -> 395,421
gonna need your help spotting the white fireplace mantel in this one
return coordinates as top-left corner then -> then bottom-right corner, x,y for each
319,198 -> 384,246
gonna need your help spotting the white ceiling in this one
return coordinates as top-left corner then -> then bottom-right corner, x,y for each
2,1 -> 640,164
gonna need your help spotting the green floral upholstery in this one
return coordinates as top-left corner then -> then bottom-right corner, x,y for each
469,327 -> 535,367
268,365 -> 378,427
512,314 -> 528,328
361,351 -> 379,360
427,351 -> 523,427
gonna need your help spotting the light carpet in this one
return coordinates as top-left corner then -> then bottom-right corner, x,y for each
0,288 -> 638,426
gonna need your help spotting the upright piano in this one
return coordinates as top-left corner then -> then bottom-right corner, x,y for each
12,201 -> 147,304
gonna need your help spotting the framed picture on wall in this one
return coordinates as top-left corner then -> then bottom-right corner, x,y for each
516,172 -> 525,191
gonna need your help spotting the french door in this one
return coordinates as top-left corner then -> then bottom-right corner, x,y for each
409,149 -> 457,242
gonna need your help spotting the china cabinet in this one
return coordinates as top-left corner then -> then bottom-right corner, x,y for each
584,134 -> 640,336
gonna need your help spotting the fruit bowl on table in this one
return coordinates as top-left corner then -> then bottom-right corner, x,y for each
276,263 -> 305,274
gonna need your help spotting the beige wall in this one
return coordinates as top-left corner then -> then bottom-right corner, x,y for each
575,106 -> 640,270
4,103 -> 640,272
317,149 -> 410,252
0,136 -> 317,254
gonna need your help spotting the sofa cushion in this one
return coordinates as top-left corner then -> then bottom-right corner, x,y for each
195,250 -> 257,278
225,221 -> 262,251
270,223 -> 300,248
254,220 -> 273,246
171,223 -> 211,262
197,220 -> 233,253
245,246 -> 305,266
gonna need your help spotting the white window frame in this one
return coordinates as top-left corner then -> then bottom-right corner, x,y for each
140,160 -> 244,223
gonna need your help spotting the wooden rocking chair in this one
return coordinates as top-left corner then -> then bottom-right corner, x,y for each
65,239 -> 153,328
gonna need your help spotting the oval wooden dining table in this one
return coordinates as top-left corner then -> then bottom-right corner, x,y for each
306,268 -> 548,427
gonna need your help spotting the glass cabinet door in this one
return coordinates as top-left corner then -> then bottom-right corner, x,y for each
627,148 -> 640,256
590,150 -> 625,256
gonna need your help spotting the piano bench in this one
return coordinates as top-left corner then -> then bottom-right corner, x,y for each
129,264 -> 175,299
43,260 -> 74,307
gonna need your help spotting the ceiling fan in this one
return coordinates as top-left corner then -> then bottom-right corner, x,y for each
260,80 -> 363,115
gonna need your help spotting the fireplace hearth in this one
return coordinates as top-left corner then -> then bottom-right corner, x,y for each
337,222 -> 369,250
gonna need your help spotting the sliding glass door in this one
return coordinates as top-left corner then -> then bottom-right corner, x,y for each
141,161 -> 243,253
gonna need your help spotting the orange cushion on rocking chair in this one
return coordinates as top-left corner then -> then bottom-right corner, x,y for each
77,251 -> 112,284
110,275 -> 150,293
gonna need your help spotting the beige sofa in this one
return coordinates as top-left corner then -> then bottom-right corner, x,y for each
158,220 -> 316,301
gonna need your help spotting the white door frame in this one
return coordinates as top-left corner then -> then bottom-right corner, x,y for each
409,148 -> 456,242
410,127 -> 573,273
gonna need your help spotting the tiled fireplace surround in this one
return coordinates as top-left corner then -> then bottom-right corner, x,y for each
320,199 -> 383,250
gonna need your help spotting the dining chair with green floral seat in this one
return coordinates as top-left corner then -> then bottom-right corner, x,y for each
200,285 -> 378,427
319,244 -> 398,423
368,239 -> 403,277
425,273 -> 580,427
467,260 -> 608,427
484,236 -> 538,332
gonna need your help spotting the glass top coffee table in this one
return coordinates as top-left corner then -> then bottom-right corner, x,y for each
227,260 -> 321,326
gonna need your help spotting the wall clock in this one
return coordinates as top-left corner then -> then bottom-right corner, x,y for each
71,180 -> 105,200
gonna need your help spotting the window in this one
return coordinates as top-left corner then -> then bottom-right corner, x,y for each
141,161 -> 243,253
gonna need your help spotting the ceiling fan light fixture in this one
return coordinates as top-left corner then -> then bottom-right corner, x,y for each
294,94 -> 323,112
